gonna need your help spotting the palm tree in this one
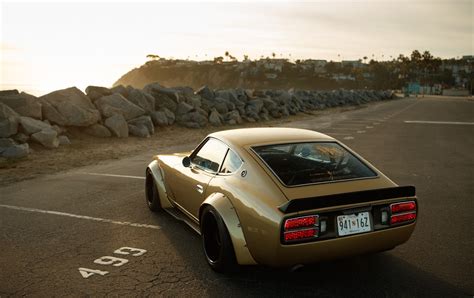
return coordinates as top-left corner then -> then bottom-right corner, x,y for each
146,54 -> 160,60
272,52 -> 276,58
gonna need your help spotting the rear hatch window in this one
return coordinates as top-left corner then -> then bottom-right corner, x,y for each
252,142 -> 377,186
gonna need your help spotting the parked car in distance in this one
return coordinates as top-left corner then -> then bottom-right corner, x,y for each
145,128 -> 417,272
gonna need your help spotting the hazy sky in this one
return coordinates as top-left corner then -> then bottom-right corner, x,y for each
1,0 -> 472,95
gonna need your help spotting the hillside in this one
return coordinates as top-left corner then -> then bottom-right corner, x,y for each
114,59 -> 368,90
114,52 -> 472,91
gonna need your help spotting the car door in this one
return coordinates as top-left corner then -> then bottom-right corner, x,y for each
172,137 -> 229,220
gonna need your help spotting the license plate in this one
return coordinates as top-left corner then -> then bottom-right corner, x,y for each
337,212 -> 371,236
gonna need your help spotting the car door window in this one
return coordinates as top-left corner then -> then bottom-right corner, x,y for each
219,149 -> 243,174
191,138 -> 228,172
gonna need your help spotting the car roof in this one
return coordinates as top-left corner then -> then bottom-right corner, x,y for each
209,127 -> 334,147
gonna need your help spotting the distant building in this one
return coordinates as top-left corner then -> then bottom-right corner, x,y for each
299,59 -> 327,72
256,58 -> 287,72
341,60 -> 363,68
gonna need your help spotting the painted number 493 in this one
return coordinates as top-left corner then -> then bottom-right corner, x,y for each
79,247 -> 146,279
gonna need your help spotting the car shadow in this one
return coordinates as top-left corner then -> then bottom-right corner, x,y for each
151,212 -> 467,297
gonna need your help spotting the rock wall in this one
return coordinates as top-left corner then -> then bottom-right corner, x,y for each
0,85 -> 398,159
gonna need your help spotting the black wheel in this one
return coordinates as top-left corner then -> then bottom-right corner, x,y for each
200,205 -> 237,273
145,170 -> 161,212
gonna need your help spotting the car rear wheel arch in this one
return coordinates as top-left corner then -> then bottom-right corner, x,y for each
200,205 -> 237,272
145,168 -> 162,212
199,193 -> 257,266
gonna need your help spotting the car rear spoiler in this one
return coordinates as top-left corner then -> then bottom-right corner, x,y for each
278,185 -> 416,213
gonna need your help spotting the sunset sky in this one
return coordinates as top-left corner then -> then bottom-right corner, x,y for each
1,0 -> 472,96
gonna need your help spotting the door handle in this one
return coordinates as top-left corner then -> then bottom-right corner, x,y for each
196,184 -> 204,194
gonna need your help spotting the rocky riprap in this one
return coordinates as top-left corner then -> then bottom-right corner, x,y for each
0,85 -> 397,159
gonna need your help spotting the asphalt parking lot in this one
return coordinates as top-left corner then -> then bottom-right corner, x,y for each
1,96 -> 473,296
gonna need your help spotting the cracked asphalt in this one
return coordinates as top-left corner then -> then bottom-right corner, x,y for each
0,96 -> 473,297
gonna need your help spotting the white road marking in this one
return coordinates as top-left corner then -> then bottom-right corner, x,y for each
404,120 -> 474,126
357,130 -> 366,133
81,172 -> 145,180
0,204 -> 161,230
365,126 -> 374,129
94,256 -> 129,267
114,247 -> 147,256
343,136 -> 355,140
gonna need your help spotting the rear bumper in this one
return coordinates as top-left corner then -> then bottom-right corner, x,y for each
265,223 -> 416,267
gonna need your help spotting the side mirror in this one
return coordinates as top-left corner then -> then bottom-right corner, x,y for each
182,156 -> 191,167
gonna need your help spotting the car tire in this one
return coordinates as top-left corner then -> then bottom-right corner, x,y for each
145,170 -> 161,212
200,205 -> 237,273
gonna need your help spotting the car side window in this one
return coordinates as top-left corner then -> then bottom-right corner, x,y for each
219,149 -> 242,174
191,138 -> 228,173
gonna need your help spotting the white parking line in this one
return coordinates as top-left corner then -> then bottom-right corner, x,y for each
404,120 -> 474,126
0,204 -> 161,230
81,173 -> 145,180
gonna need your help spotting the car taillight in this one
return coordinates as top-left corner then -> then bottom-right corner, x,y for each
390,201 -> 417,225
390,201 -> 416,213
284,215 -> 318,230
283,215 -> 319,243
390,212 -> 416,224
284,229 -> 317,242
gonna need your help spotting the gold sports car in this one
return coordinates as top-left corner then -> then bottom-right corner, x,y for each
145,127 -> 417,272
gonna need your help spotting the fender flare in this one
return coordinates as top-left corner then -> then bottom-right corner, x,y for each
200,193 -> 257,265
147,160 -> 174,209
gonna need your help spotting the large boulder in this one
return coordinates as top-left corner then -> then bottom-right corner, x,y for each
94,93 -> 146,120
0,138 -> 29,159
143,82 -> 180,102
176,102 -> 194,116
39,87 -> 100,127
0,102 -> 19,138
150,111 -> 168,127
13,133 -> 29,144
85,86 -> 112,101
261,97 -> 278,112
212,98 -> 230,115
177,111 -> 208,128
163,108 -> 175,125
31,129 -> 59,149
84,123 -> 112,138
110,85 -> 129,98
215,89 -> 239,102
58,135 -> 71,145
128,124 -> 150,138
19,116 -> 52,135
128,116 -> 154,136
208,108 -> 223,126
195,85 -> 215,101
153,93 -> 178,112
0,138 -> 15,148
0,91 -> 42,119
224,110 -> 243,125
127,89 -> 155,113
246,99 -> 264,113
104,114 -> 128,138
